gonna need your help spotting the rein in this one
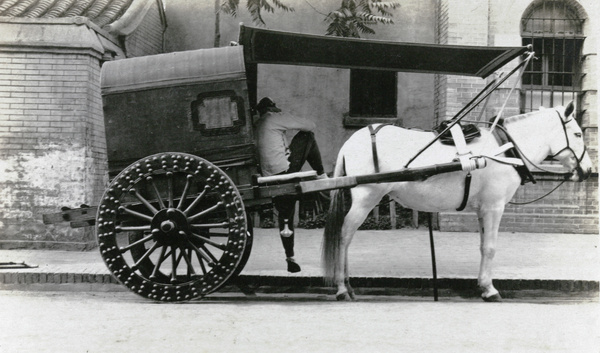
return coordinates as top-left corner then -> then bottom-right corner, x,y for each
470,108 -> 585,205
508,180 -> 566,205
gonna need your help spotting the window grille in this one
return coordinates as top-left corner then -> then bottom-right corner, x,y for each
520,0 -> 585,113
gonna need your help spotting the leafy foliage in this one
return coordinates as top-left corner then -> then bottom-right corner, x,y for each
325,0 -> 400,38
221,0 -> 294,26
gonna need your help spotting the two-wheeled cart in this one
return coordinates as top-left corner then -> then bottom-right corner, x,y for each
43,25 -> 529,302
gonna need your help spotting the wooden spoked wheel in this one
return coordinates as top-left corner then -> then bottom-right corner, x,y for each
96,152 -> 250,302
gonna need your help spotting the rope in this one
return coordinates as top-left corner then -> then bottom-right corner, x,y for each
489,51 -> 535,132
404,51 -> 533,168
509,180 -> 565,205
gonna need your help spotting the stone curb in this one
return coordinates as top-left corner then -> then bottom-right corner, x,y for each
1,272 -> 598,298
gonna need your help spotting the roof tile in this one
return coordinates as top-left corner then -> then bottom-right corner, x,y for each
0,0 -> 135,27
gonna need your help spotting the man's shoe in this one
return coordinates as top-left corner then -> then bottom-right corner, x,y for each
286,258 -> 301,273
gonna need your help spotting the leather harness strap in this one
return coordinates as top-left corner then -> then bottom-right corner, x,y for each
446,123 -> 473,211
456,174 -> 472,211
368,124 -> 391,173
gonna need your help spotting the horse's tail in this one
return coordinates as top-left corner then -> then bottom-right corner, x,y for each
322,152 -> 350,285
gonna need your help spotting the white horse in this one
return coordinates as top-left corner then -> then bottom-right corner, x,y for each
322,101 -> 592,301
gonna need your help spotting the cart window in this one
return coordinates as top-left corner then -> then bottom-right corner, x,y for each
191,91 -> 245,135
349,69 -> 397,117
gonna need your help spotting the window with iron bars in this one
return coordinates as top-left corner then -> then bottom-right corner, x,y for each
520,0 -> 586,173
520,0 -> 585,114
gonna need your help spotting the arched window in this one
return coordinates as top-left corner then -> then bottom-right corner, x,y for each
521,0 -> 585,112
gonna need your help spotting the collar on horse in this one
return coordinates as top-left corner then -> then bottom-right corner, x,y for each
490,122 -> 536,185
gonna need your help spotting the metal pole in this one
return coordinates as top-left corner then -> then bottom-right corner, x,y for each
404,53 -> 533,168
428,212 -> 438,301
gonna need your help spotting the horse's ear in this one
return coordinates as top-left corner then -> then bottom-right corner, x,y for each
564,101 -> 575,118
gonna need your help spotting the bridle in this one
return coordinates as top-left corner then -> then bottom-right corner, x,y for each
504,108 -> 587,205
549,110 -> 588,180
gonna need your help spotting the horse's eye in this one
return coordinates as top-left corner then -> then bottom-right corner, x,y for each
574,132 -> 582,138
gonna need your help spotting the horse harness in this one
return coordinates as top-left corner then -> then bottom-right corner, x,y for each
368,124 -> 390,173
550,111 -> 589,180
367,122 -> 535,212
368,123 -> 476,211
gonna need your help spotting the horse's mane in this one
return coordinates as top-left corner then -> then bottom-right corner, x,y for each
502,106 -> 563,126
502,111 -> 540,125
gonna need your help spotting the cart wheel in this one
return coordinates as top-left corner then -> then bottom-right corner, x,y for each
96,152 -> 249,302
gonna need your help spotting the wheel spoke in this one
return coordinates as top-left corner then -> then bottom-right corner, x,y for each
195,249 -> 208,274
199,243 -> 219,263
188,201 -> 223,222
115,225 -> 152,233
189,242 -> 214,266
183,186 -> 209,216
189,231 -> 227,250
190,222 -> 229,229
132,242 -> 160,270
180,246 -> 196,277
167,172 -> 174,208
119,233 -> 154,253
170,245 -> 178,282
148,177 -> 166,210
130,189 -> 159,215
150,246 -> 168,279
118,206 -> 153,222
177,175 -> 193,210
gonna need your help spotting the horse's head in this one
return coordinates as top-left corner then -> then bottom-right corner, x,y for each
549,101 -> 593,181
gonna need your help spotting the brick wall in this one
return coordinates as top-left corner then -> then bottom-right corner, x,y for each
0,11 -> 166,248
441,176 -> 599,233
437,0 -> 598,234
0,50 -> 107,248
434,1 -> 448,126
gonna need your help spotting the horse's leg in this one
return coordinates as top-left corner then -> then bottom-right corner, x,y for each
344,253 -> 355,300
335,186 -> 384,301
477,205 -> 504,302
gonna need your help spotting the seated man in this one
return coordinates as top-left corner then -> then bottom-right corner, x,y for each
254,97 -> 328,273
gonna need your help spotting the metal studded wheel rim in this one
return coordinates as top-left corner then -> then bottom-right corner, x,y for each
96,153 -> 248,302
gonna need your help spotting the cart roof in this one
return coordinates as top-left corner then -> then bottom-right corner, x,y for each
101,45 -> 246,94
238,25 -> 528,78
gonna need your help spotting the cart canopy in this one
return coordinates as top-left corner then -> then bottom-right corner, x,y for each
239,25 -> 528,79
101,45 -> 246,94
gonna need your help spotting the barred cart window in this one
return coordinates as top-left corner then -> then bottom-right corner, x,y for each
520,0 -> 585,113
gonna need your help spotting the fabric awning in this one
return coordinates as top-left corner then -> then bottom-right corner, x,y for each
239,25 -> 529,78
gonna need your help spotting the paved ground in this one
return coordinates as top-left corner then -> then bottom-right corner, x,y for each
0,228 -> 598,295
2,291 -> 598,353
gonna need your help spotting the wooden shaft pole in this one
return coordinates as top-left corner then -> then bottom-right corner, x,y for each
428,212 -> 439,301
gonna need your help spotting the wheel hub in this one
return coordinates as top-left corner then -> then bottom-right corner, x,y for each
151,208 -> 190,246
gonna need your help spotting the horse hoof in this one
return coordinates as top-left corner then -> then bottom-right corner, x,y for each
482,293 -> 502,302
336,292 -> 354,301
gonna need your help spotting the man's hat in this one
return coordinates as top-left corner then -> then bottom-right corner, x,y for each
256,97 -> 281,113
